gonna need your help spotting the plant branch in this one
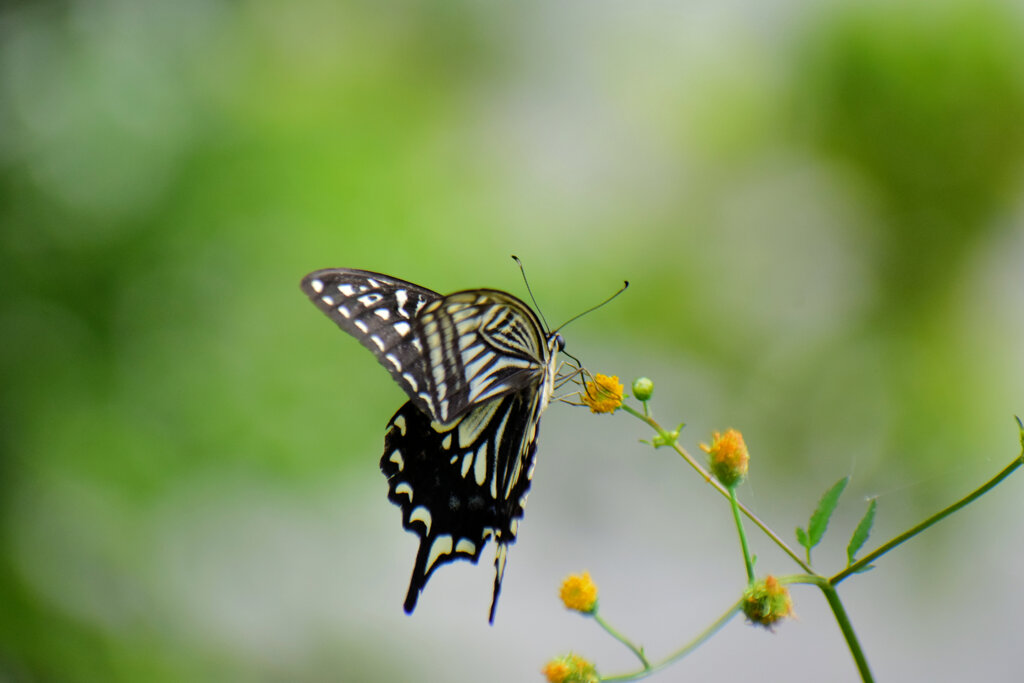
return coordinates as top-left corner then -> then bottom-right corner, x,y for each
593,612 -> 650,670
780,575 -> 874,682
599,600 -> 742,682
832,443 -> 1024,584
620,404 -> 813,574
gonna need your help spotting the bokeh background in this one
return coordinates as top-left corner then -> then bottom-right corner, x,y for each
2,0 -> 1023,680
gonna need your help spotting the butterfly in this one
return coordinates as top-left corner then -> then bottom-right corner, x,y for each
300,268 -> 564,623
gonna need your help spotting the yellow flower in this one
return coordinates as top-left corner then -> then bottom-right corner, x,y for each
581,374 -> 623,414
541,654 -> 599,683
541,659 -> 571,683
701,429 -> 750,488
742,575 -> 793,629
559,571 -> 598,613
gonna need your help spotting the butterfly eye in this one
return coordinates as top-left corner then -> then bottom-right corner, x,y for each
555,334 -> 566,351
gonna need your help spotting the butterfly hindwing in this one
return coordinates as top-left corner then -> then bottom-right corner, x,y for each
381,386 -> 542,623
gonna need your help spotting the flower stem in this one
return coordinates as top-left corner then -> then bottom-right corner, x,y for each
593,612 -> 650,669
620,403 -> 812,574
729,487 -> 756,584
599,600 -> 742,682
780,575 -> 874,682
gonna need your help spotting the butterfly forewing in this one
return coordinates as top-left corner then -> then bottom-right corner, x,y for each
301,269 -> 442,417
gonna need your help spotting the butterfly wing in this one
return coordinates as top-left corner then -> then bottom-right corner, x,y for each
301,269 -> 559,622
381,384 -> 544,623
300,268 -> 441,417
414,290 -> 550,424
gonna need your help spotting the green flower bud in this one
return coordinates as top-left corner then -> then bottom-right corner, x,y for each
632,377 -> 654,402
742,576 -> 793,629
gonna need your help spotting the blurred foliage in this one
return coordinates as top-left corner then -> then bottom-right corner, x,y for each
795,0 -> 1024,319
0,0 -> 1022,680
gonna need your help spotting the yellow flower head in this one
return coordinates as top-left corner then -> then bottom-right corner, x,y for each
701,429 -> 749,488
541,654 -> 599,683
541,659 -> 571,683
742,575 -> 794,629
559,571 -> 598,613
581,374 -> 623,414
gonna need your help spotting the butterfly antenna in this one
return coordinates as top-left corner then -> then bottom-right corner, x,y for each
552,280 -> 629,333
511,255 -> 551,331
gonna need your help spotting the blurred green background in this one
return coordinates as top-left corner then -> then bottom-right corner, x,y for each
2,0 -> 1023,680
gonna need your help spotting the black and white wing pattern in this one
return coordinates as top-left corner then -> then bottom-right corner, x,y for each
300,268 -> 563,623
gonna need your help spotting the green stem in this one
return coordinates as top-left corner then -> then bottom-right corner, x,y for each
832,448 -> 1024,584
593,612 -> 650,669
780,575 -> 874,682
620,404 -> 812,574
600,600 -> 742,682
820,583 -> 874,682
729,487 -> 755,583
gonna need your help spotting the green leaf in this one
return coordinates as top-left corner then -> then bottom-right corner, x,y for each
846,498 -> 877,565
807,476 -> 849,549
795,526 -> 809,550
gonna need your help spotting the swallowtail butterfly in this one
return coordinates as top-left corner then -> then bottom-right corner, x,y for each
301,268 -> 563,623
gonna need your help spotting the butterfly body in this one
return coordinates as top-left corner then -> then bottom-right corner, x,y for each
301,268 -> 562,622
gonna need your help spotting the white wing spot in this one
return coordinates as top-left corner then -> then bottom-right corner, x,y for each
426,535 -> 453,571
338,284 -> 354,296
393,321 -> 411,336
365,278 -> 381,289
461,453 -> 473,478
354,319 -> 368,334
410,338 -> 423,353
395,289 -> 409,317
410,506 -> 432,535
450,455 -> 458,464
337,305 -> 351,318
474,444 -> 488,486
395,482 -> 413,501
370,335 -> 385,351
389,449 -> 404,471
374,308 -> 390,320
456,538 -> 476,554
359,292 -> 383,306
402,373 -> 418,392
414,300 -> 427,314
441,434 -> 452,450
393,414 -> 407,436
385,353 -> 401,371
310,279 -> 324,293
